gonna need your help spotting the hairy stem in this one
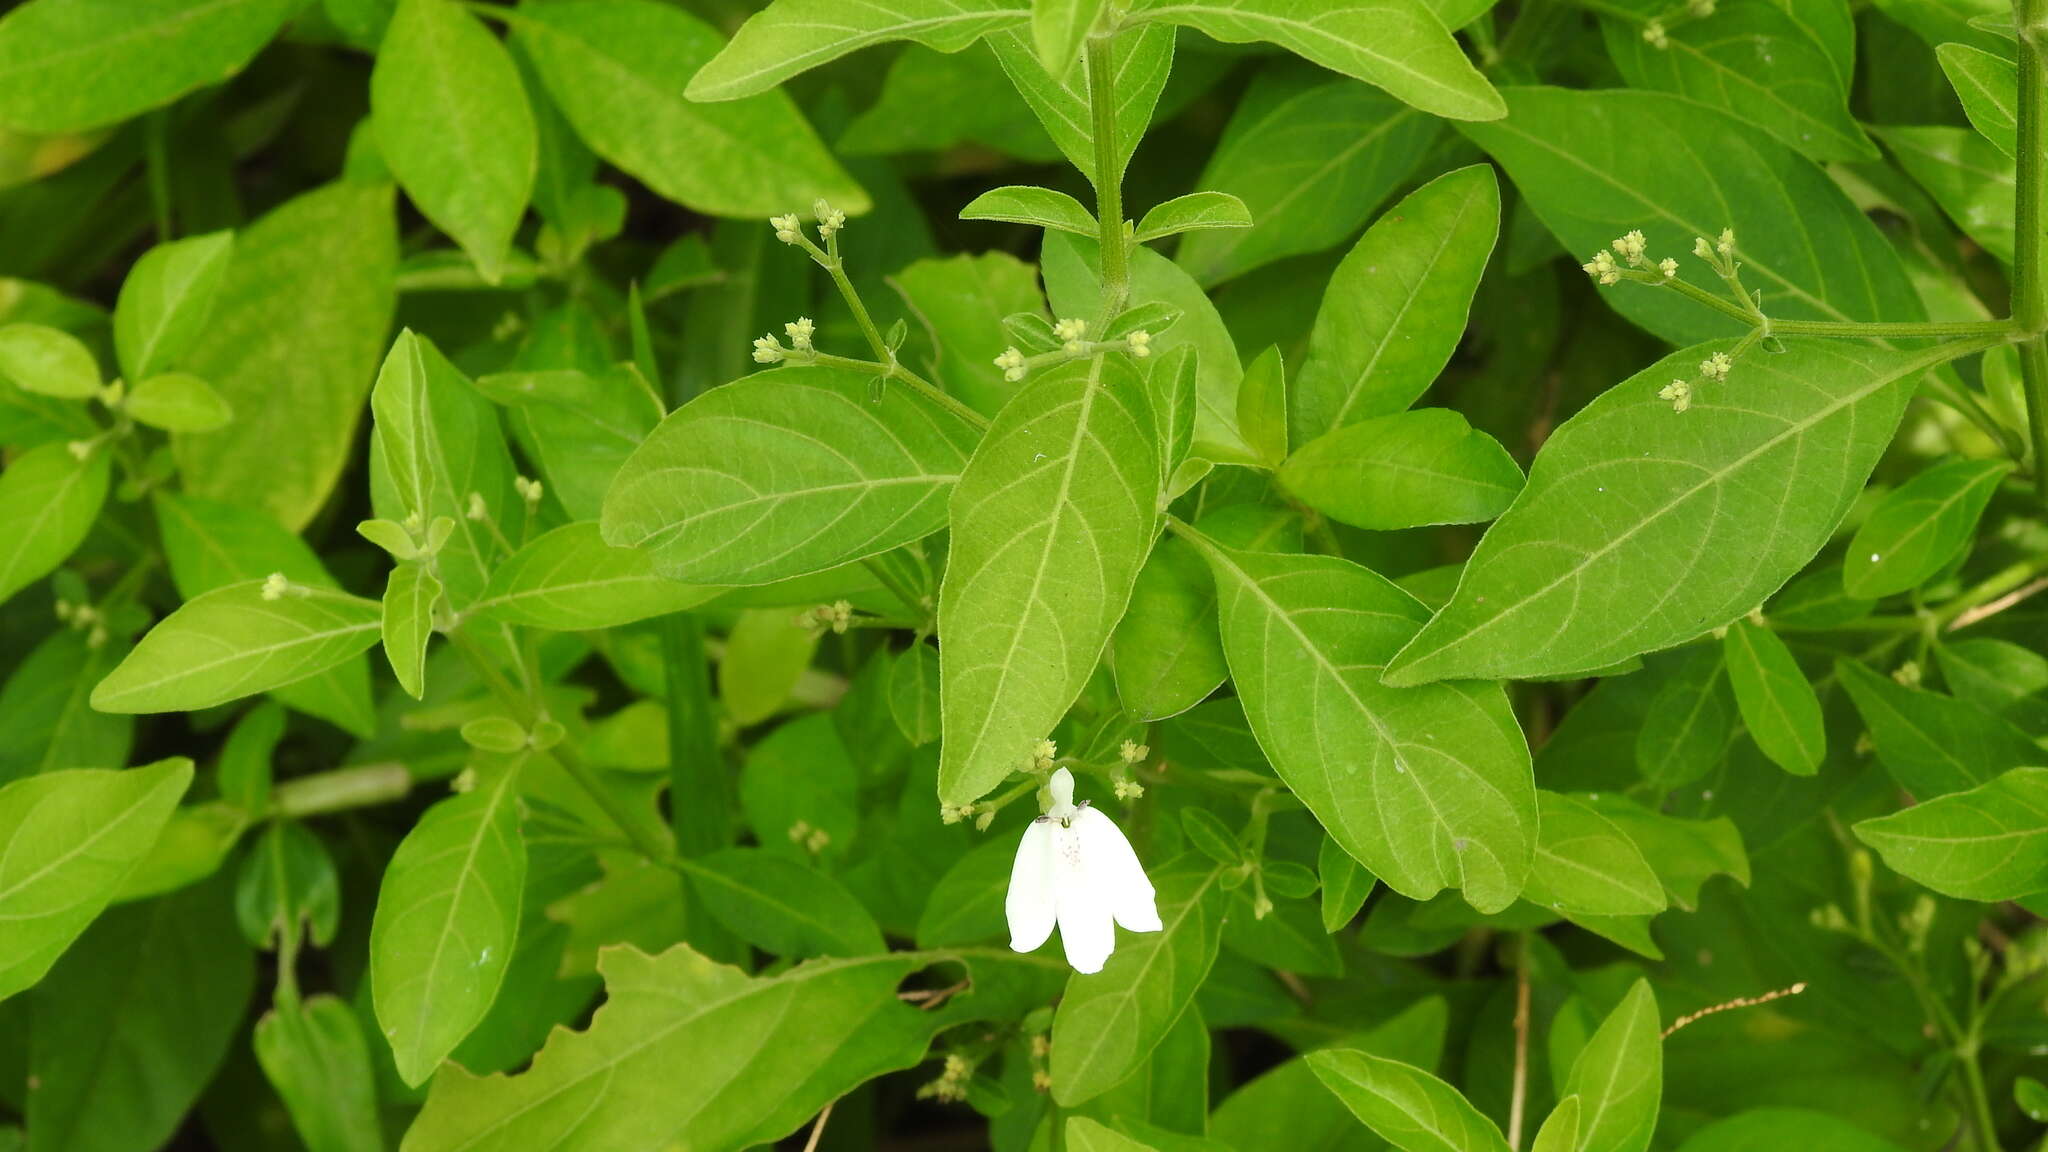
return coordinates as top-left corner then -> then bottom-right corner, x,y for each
2018,0 -> 2048,499
1086,34 -> 1127,324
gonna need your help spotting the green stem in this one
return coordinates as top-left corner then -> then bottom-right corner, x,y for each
804,350 -> 990,428
661,614 -> 727,857
2016,0 -> 2048,500
1934,552 -> 2048,628
1770,319 -> 2019,339
270,763 -> 412,819
1085,34 -> 1127,324
823,232 -> 893,363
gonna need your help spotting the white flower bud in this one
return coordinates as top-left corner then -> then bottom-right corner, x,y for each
1052,317 -> 1088,351
1717,227 -> 1736,256
1613,230 -> 1648,264
770,214 -> 801,244
814,199 -> 846,238
1658,257 -> 1679,279
466,492 -> 488,521
261,572 -> 290,601
1659,379 -> 1692,413
1643,18 -> 1668,47
1126,330 -> 1152,358
752,334 -> 785,364
1581,250 -> 1623,285
994,347 -> 1027,382
784,316 -> 815,352
1699,352 -> 1733,381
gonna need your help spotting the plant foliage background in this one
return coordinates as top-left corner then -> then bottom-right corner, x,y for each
1,0 -> 2048,1149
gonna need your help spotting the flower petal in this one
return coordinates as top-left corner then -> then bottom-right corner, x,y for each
1053,822 -> 1117,973
1076,807 -> 1161,933
1006,820 -> 1058,953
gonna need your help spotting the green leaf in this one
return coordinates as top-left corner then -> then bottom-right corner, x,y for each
382,561 -> 440,699
687,0 -> 1028,101
1598,0 -> 1874,162
517,0 -> 867,217
402,945 -> 944,1151
1032,0 -> 1104,76
92,580 -> 383,714
1237,344 -> 1287,468
1853,767 -> 2048,900
475,364 -> 662,521
175,181 -> 399,531
937,355 -> 1159,804
1721,619 -> 1825,773
1673,1109 -> 1913,1152
113,229 -> 233,380
0,439 -> 109,606
1281,408 -> 1522,531
472,521 -> 719,630
890,251 -> 1049,417
1050,862 -> 1226,1105
1290,165 -> 1499,444
602,365 -> 979,586
1307,1047 -> 1512,1152
1386,339 -> 1965,685
888,641 -> 941,747
1459,88 -> 1921,346
125,371 -> 233,431
1938,637 -> 2048,731
1212,997 -> 1447,1150
680,847 -> 884,958
1176,77 -> 1439,286
960,184 -> 1098,236
0,759 -> 192,1001
1836,658 -> 2039,797
26,876 -> 253,1152
1938,41 -> 2018,155
1877,124 -> 2016,263
987,23 -> 1173,186
1532,1096 -> 1580,1152
1524,791 -> 1666,916
1187,536 -> 1536,913
0,630 -> 132,785
1844,458 -> 2011,599
1633,647 -> 1735,790
372,0 -> 536,283
0,322 -> 98,397
1560,979 -> 1661,1152
1135,191 -> 1252,243
234,820 -> 340,951
1130,0 -> 1504,122
1319,831 -> 1377,932
720,607 -> 821,726
0,0 -> 300,132
1067,1117 -> 1162,1152
254,995 -> 385,1152
370,329 -> 518,609
370,762 -> 527,1086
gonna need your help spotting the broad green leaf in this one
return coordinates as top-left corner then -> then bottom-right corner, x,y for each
153,491 -> 377,737
1560,980 -> 1661,1152
0,630 -> 132,784
0,439 -> 109,606
1135,191 -> 1252,243
403,945 -> 944,1151
1836,658 -> 2039,797
0,322 -> 97,396
1877,124 -> 2015,262
1460,88 -> 1921,346
1051,862 -> 1225,1105
680,847 -> 884,958
1188,536 -> 1535,913
370,329 -> 518,609
26,876 -> 253,1152
602,365 -> 979,586
472,521 -> 718,630
113,229 -> 232,380
0,759 -> 191,1001
1129,0 -> 1504,121
125,371 -> 232,431
1033,0 -> 1104,76
1307,1047 -> 1512,1152
517,0 -> 867,217
1386,339 -> 1968,685
475,364 -> 662,521
383,561 -> 440,699
371,763 -> 527,1086
0,0 -> 299,132
1281,409 -> 1522,530
254,995 -> 384,1152
1177,76 -> 1439,286
1853,767 -> 2048,900
840,41 -> 1063,162
1598,0 -> 1874,162
687,0 -> 1028,101
1938,42 -> 2018,155
1843,458 -> 2011,599
987,23 -> 1173,185
1524,791 -> 1665,916
960,184 -> 1097,236
889,642 -> 941,746
372,0 -> 536,283
937,355 -> 1158,804
891,251 -> 1049,417
175,181 -> 398,531
1237,344 -> 1286,468
1722,619 -> 1825,774
1319,832 -> 1376,931
1634,647 -> 1735,790
92,580 -> 383,714
1290,165 -> 1499,444
1674,1109 -> 1913,1152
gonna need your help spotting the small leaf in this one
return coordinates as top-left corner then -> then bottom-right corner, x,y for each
1843,458 -> 2012,599
472,521 -> 719,630
687,0 -> 1028,101
1837,658 -> 2039,798
1531,1095 -> 1580,1152
887,642 -> 941,747
987,24 -> 1172,186
1032,0 -> 1104,77
0,439 -> 110,606
1853,767 -> 2048,901
0,322 -> 99,397
681,848 -> 885,958
1878,124 -> 2015,263
1938,42 -> 2019,156
253,995 -> 385,1152
0,759 -> 192,1001
1523,791 -> 1666,917
1319,832 -> 1376,932
1237,344 -> 1287,468
370,762 -> 527,1086
960,184 -> 1098,236
234,821 -> 340,951
125,371 -> 234,431
1722,619 -> 1825,774
1307,1047 -> 1512,1152
460,716 -> 528,753
382,562 -> 441,700
1181,808 -> 1243,866
1634,647 -> 1735,791
114,230 -> 234,380
1280,408 -> 1522,530
92,580 -> 383,714
1134,191 -> 1252,242
1560,979 -> 1661,1152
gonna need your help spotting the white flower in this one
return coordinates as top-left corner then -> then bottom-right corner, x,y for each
1007,767 -> 1161,974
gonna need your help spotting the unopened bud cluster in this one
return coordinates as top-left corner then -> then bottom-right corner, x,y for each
53,597 -> 108,648
793,599 -> 853,636
1582,230 -> 1677,286
991,320 -> 1154,385
786,819 -> 832,855
917,1052 -> 975,1103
